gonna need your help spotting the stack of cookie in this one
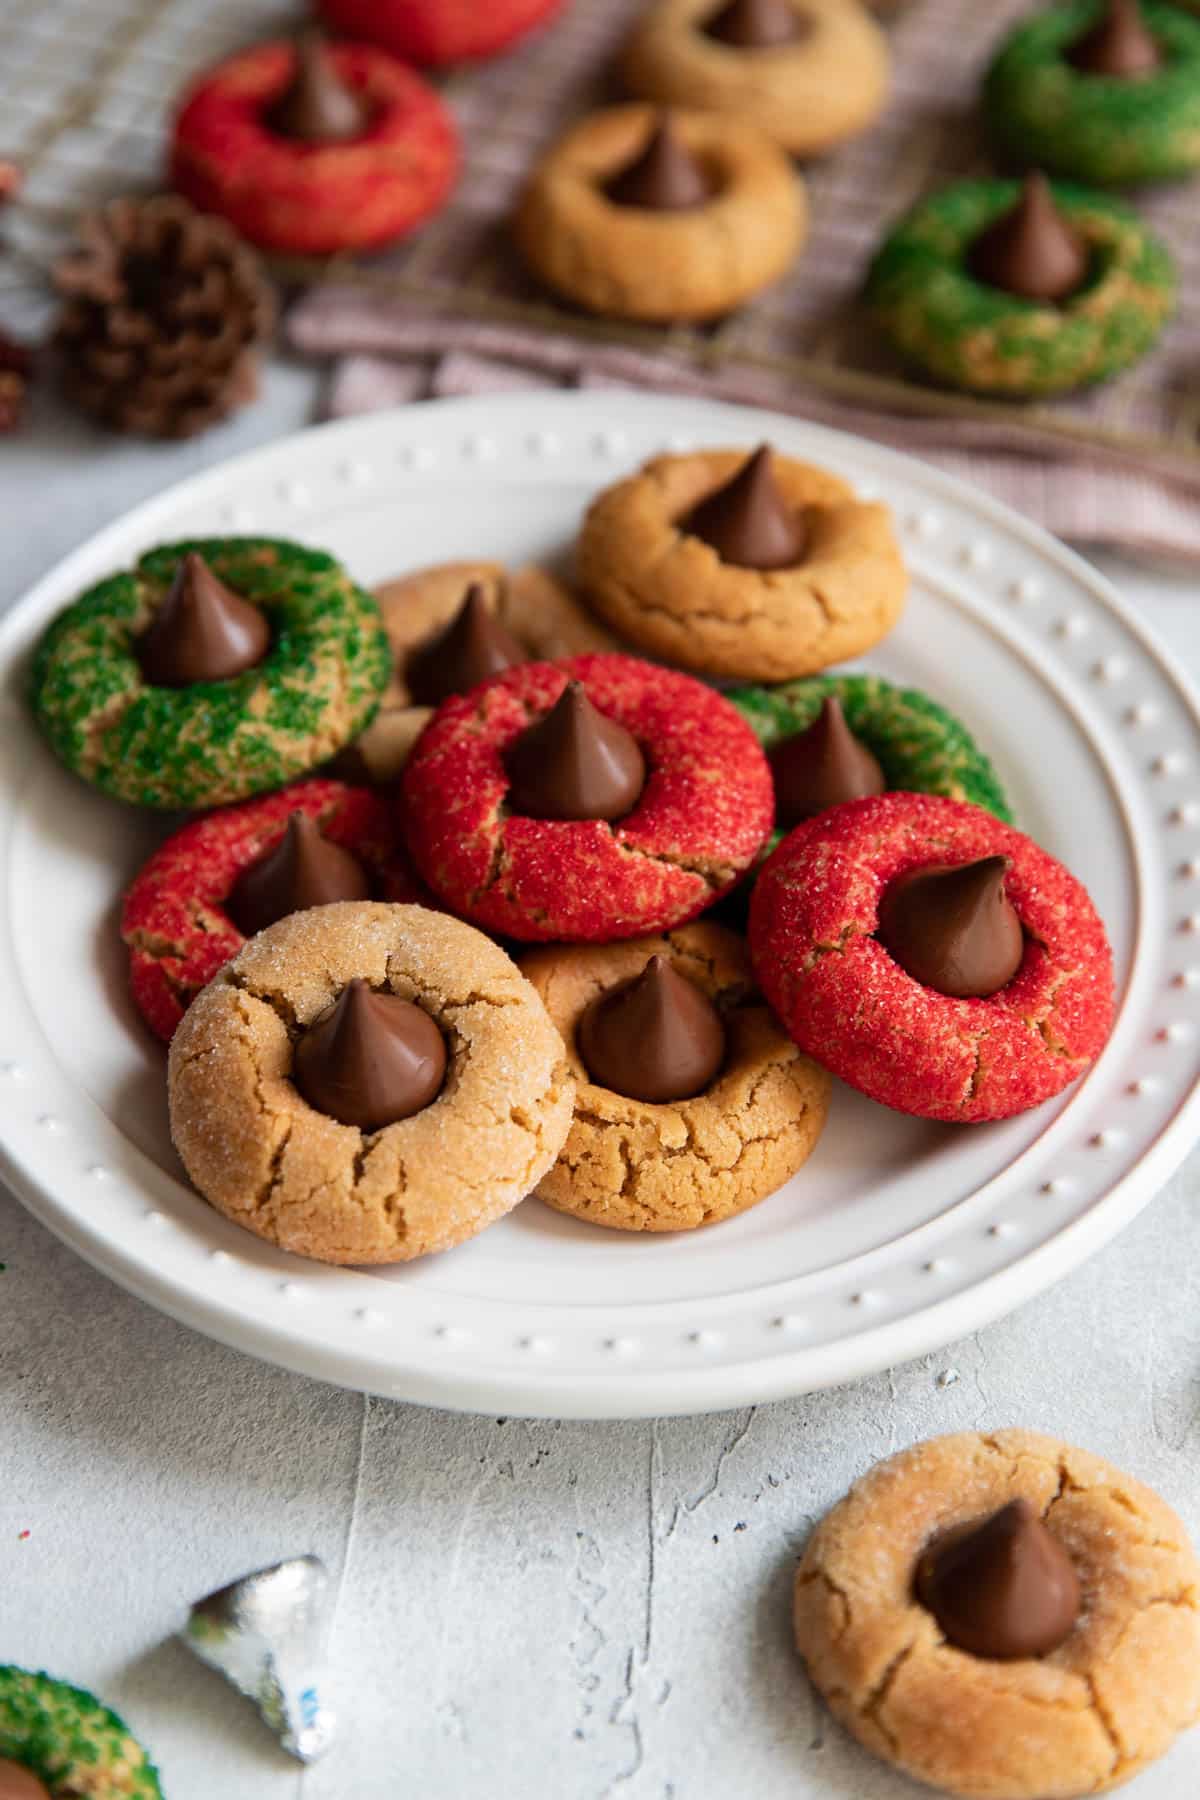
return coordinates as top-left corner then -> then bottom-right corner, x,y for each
29,439 -> 1115,1268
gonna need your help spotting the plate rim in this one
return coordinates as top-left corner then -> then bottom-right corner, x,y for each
3,388 -> 1199,1419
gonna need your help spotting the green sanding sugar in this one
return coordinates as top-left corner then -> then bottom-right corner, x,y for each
0,1665 -> 164,1798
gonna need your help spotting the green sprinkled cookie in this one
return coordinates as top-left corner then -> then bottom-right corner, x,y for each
31,536 -> 391,809
984,0 -> 1200,187
730,672 -> 1013,844
865,177 -> 1175,396
0,1665 -> 163,1798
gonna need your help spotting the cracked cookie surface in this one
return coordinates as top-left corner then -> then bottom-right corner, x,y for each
122,778 -> 425,1043
31,536 -> 391,809
521,923 -> 830,1231
795,1430 -> 1200,1798
622,0 -> 889,159
338,559 -> 618,784
401,653 -> 775,942
748,792 -> 1114,1123
167,901 -> 575,1264
576,449 -> 906,681
513,105 -> 806,323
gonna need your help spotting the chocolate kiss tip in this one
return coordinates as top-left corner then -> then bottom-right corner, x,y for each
0,1763 -> 53,1800
769,695 -> 886,826
1068,0 -> 1161,77
877,854 -> 1025,999
605,115 -> 714,212
269,28 -> 371,144
227,811 -> 371,938
294,977 -> 447,1133
138,552 -> 270,688
406,582 -> 527,706
683,443 -> 806,570
968,173 -> 1088,305
916,1498 -> 1081,1661
504,679 -> 646,822
578,953 -> 727,1104
705,0 -> 806,48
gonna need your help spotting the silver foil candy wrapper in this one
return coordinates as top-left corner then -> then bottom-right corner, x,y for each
181,1555 -> 337,1762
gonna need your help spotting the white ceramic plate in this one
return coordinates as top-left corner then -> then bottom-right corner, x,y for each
3,392 -> 1199,1419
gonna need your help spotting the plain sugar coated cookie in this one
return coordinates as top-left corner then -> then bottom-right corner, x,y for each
168,903 -> 575,1265
748,793 -> 1114,1122
795,1431 -> 1200,1797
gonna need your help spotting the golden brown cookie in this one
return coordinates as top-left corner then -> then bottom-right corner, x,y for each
795,1430 -> 1200,1798
576,448 -> 907,681
512,105 -> 806,323
338,560 -> 618,783
167,902 -> 575,1265
520,923 -> 830,1232
622,0 -> 890,159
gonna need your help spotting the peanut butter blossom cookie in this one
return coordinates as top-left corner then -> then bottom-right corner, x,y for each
622,0 -> 890,159
521,923 -> 830,1231
171,32 -> 459,255
730,673 -> 1013,834
402,653 -> 775,942
749,792 -> 1114,1122
317,0 -> 563,66
985,0 -> 1200,188
867,172 -> 1175,396
121,778 -> 425,1042
0,1666 -> 163,1799
795,1431 -> 1200,1797
168,902 -> 575,1264
31,538 -> 390,810
577,445 -> 907,681
514,106 -> 806,323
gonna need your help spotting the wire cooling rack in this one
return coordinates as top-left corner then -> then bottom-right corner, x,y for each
2,0 -> 1199,471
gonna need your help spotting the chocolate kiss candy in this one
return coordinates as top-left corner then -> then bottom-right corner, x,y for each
878,855 -> 1024,999
578,954 -> 727,1103
705,0 -> 807,48
268,30 -> 372,143
227,812 -> 371,937
769,696 -> 886,826
605,116 -> 714,211
1068,0 -> 1161,77
916,1498 -> 1081,1660
0,1764 -> 51,1800
295,978 -> 446,1131
138,553 -> 270,688
683,444 -> 806,570
968,173 -> 1089,304
406,582 -> 527,706
182,1555 -> 336,1763
504,680 -> 646,821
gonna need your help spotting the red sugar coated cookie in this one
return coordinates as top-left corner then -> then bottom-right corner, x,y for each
170,40 -> 459,255
317,0 -> 564,67
121,779 -> 424,1043
402,653 -> 775,942
748,793 -> 1115,1123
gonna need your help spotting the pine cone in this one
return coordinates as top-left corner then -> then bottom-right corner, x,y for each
53,195 -> 276,439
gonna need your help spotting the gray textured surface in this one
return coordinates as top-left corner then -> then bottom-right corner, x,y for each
2,370 -> 1199,1800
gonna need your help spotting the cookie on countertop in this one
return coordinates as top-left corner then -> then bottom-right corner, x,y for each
337,559 -> 619,783
401,653 -> 775,942
749,792 -> 1115,1123
521,923 -> 830,1232
622,0 -> 890,159
171,33 -> 459,255
31,538 -> 390,810
576,445 -> 907,682
985,0 -> 1200,188
168,902 -> 575,1265
0,1665 -> 163,1799
513,105 -> 806,323
795,1430 -> 1200,1797
317,0 -> 564,66
867,172 -> 1175,397
121,778 -> 426,1042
